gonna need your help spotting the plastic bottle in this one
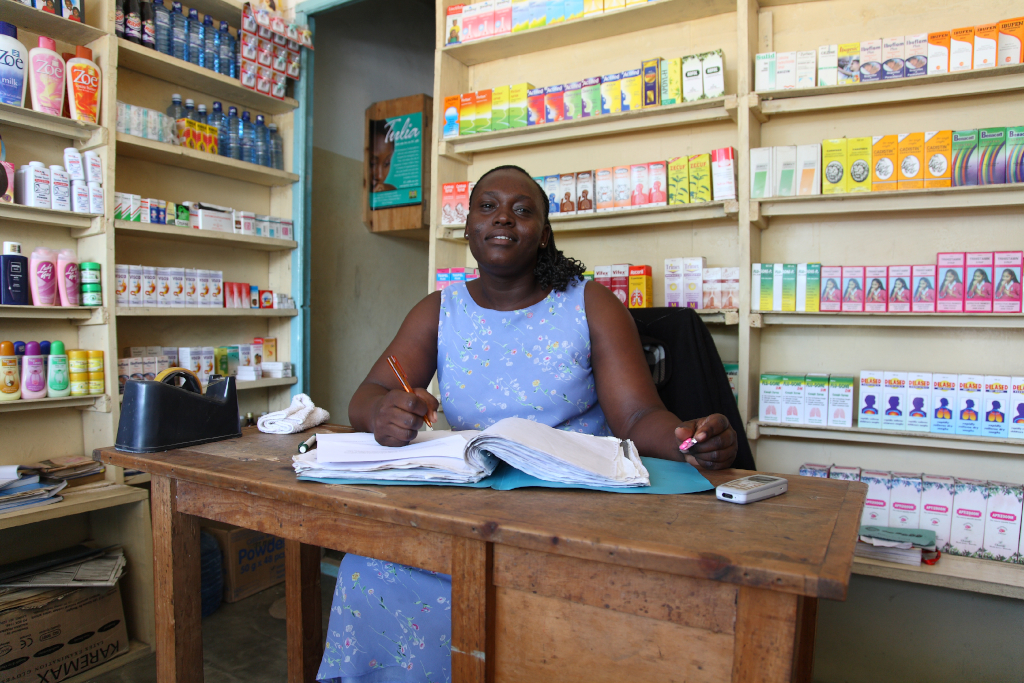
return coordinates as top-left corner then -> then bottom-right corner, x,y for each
196,103 -> 207,125
211,101 -> 229,157
28,37 -> 65,116
154,0 -> 171,54
0,341 -> 21,401
0,22 -> 27,107
141,0 -> 156,50
217,21 -> 233,76
225,106 -> 240,160
66,46 -> 101,124
81,283 -> 102,306
24,161 -> 51,209
239,111 -> 254,164
268,123 -> 284,170
71,179 -> 90,213
84,150 -> 102,183
1,242 -> 28,306
29,248 -> 57,306
166,92 -> 184,120
21,341 -> 47,399
47,340 -> 70,397
39,341 -> 50,356
203,15 -> 218,72
57,249 -> 79,307
187,8 -> 204,67
68,348 -> 88,395
170,1 -> 188,61
125,0 -> 142,44
88,181 -> 104,214
182,98 -> 195,121
63,147 -> 84,181
253,114 -> 268,167
115,0 -> 125,38
50,165 -> 71,211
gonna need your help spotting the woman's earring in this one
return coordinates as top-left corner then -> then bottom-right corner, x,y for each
463,232 -> 468,239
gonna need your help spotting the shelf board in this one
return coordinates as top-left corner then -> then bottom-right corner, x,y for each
750,420 -> 1024,456
442,97 -> 736,158
0,0 -> 108,44
697,309 -> 739,325
852,555 -> 1024,601
61,640 -> 152,683
0,202 -> 101,230
756,63 -> 1024,117
117,39 -> 298,114
442,0 -> 736,66
0,483 -> 148,531
0,304 -> 98,320
114,220 -> 298,251
754,312 -> 1024,329
0,395 -> 106,413
755,184 -> 1024,218
116,306 -> 298,317
0,101 -> 101,141
116,133 -> 300,186
117,375 -> 296,403
180,0 -> 244,26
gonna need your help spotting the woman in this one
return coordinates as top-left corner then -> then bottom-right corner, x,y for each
821,278 -> 840,303
843,278 -> 863,303
865,278 -> 886,304
890,277 -> 910,303
996,268 -> 1021,302
914,276 -> 934,302
938,268 -> 963,301
967,268 -> 992,300
318,166 -> 738,683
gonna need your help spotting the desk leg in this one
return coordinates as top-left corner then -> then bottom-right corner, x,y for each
286,540 -> 323,683
450,536 -> 495,683
731,586 -> 799,683
791,596 -> 818,683
151,476 -> 203,683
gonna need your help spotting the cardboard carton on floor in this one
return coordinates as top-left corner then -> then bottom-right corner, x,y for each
203,521 -> 287,602
0,586 -> 129,682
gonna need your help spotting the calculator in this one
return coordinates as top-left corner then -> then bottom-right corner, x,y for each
716,475 -> 788,504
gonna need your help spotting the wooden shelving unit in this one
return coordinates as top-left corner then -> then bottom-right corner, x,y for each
751,312 -> 1024,329
0,483 -> 148,531
0,101 -> 103,142
852,555 -> 1024,602
753,184 -> 1024,219
0,0 -> 107,43
116,306 -> 299,317
0,202 -> 101,230
0,395 -> 108,413
114,219 -> 298,251
0,304 -> 99,320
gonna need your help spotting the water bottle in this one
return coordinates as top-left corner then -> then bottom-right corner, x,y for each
184,98 -> 196,121
211,102 -> 229,157
196,103 -> 207,125
166,93 -> 184,120
154,0 -> 171,55
253,115 -> 268,167
217,22 -> 233,77
170,1 -> 187,61
226,106 -> 240,160
232,33 -> 239,78
187,8 -> 203,67
203,15 -> 218,72
239,111 -> 254,164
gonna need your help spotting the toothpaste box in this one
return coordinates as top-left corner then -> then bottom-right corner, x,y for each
682,54 -> 704,102
527,87 -> 545,125
822,138 -> 847,194
667,157 -> 689,204
575,170 -> 594,213
1010,377 -> 1024,439
965,251 -> 994,313
949,26 -> 975,72
936,252 -> 965,313
509,82 -> 532,128
842,266 -> 865,312
983,482 -> 1023,562
563,81 -> 582,120
923,129 -> 952,188
861,470 -> 892,525
595,167 -> 614,211
818,44 -> 838,85
927,30 -> 950,74
759,373 -> 783,423
952,129 -> 979,186
544,85 -> 564,124
820,265 -> 842,312
780,374 -> 805,424
642,58 -> 660,107
922,475 -> 955,549
828,375 -> 854,428
804,373 -> 830,426
906,372 -> 932,432
775,51 -> 796,90
956,373 -> 984,436
979,127 -> 1007,185
897,132 -> 925,190
911,264 -> 936,313
837,42 -> 860,84
800,463 -> 831,478
949,478 -> 989,556
613,165 -> 631,209
796,50 -> 816,88
931,373 -> 958,434
859,370 -> 884,429
889,472 -> 923,529
905,33 -> 929,77
994,251 -> 1023,313
864,266 -> 888,312
887,265 -> 912,312
881,36 -> 906,79
798,263 -> 821,312
882,371 -> 909,431
796,143 -> 821,195
859,39 -> 882,82
600,73 -> 621,114
660,57 -> 682,104
580,76 -> 601,117
830,466 -> 861,481
620,68 -> 642,111
983,375 -> 1011,439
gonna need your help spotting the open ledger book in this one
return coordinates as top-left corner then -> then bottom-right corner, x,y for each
293,417 -> 650,488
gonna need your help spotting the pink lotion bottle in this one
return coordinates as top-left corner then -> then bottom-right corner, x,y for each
57,249 -> 79,306
28,36 -> 65,116
29,247 -> 58,306
21,341 -> 47,399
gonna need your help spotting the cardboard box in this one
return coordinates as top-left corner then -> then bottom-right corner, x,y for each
818,44 -> 837,85
889,472 -> 923,528
907,372 -> 931,432
864,265 -> 888,312
936,252 -> 965,313
668,156 -> 689,204
841,265 -> 864,312
881,36 -> 906,79
202,521 -> 287,602
780,374 -> 805,424
491,85 -> 510,130
837,43 -> 860,84
620,68 -> 642,111
949,478 -> 989,556
595,167 -> 614,211
931,372 -> 957,435
928,31 -> 950,74
887,265 -> 911,312
665,258 -> 683,307
660,57 -> 682,104
965,251 -> 994,313
828,375 -> 854,427
819,265 -> 842,311
803,373 -> 829,426
859,39 -> 882,82
905,33 -> 929,76
459,92 -> 475,135
543,85 -> 564,123
956,373 -> 984,436
822,138 -> 847,194
473,89 -> 493,132
610,263 -> 630,304
998,16 -> 1024,65
755,52 -> 776,92
544,175 -> 561,215
627,265 -> 653,308
682,256 -> 706,309
830,466 -> 861,481
581,76 -> 602,117
983,482 -> 1023,562
798,263 -> 821,312
847,137 -> 872,192
688,154 -> 711,202
861,470 -> 892,525
882,371 -> 908,430
952,129 -> 979,186
979,127 -> 1007,185
796,143 -> 821,195
600,73 -> 621,114
924,129 -> 952,188
800,463 -> 831,478
750,147 -> 772,198
629,163 -> 649,207
922,475 -> 955,549
642,58 -> 660,107
897,132 -> 924,190
994,250 -> 1023,313
563,81 -> 582,120
442,95 -> 461,138
796,50 -> 816,88
647,161 -> 667,207
858,370 -> 884,428
703,267 -> 723,310
911,264 -> 936,313
613,165 -> 631,209
527,87 -> 545,125
1010,377 -> 1024,439
1008,127 -> 1024,183
557,172 -> 576,214
682,54 -> 704,101
508,82 -> 532,128
774,145 -> 797,197
702,49 -> 725,98
974,23 -> 998,69
594,265 -> 612,289
949,26 -> 974,72
721,266 -> 740,309
759,373 -> 783,423
710,147 -> 737,200
983,375 -> 1011,439
575,170 -> 595,213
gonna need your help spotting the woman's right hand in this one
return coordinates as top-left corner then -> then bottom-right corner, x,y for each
372,388 -> 439,447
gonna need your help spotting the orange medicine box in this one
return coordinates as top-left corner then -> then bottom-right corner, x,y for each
897,132 -> 925,190
997,17 -> 1024,65
628,265 -> 654,308
924,130 -> 952,188
872,135 -> 898,191
927,31 -> 950,74
595,167 -> 614,211
949,26 -> 974,72
442,95 -> 461,138
974,23 -> 998,69
613,165 -> 631,209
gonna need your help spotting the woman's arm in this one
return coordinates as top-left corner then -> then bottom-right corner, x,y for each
349,292 -> 442,446
584,282 -> 737,469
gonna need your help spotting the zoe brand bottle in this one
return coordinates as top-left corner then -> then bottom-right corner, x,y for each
50,164 -> 71,211
116,0 -> 126,38
21,341 -> 47,399
67,46 -> 101,124
1,241 -> 28,305
0,341 -> 21,401
47,340 -> 70,397
28,37 -> 65,116
29,247 -> 57,306
0,22 -> 27,107
56,248 -> 79,306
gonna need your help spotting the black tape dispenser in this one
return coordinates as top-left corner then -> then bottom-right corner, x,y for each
116,367 -> 243,453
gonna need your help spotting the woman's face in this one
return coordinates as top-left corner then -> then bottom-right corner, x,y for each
973,270 -> 984,284
1002,270 -> 1013,284
465,170 -> 549,277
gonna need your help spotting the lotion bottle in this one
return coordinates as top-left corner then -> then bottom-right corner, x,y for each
29,247 -> 57,306
1,241 -> 28,305
66,46 -> 101,124
21,341 -> 47,399
47,340 -> 70,397
0,341 -> 20,401
57,249 -> 79,306
0,22 -> 27,107
28,36 -> 65,116
63,147 -> 85,181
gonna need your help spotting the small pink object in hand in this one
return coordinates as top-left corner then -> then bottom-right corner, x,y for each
679,437 -> 696,452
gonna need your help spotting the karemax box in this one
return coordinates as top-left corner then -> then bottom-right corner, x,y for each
956,373 -> 984,436
837,42 -> 859,84
1008,127 -> 1024,183
822,138 -> 847,194
847,137 -> 872,192
796,50 -> 816,88
563,81 -> 582,120
979,127 -> 1007,185
858,370 -> 884,429
936,252 -> 965,313
965,251 -> 994,313
682,54 -> 704,102
1010,377 -> 1024,439
952,129 -> 979,186
881,36 -> 906,79
819,265 -> 842,312
527,87 -> 545,125
780,374 -> 805,424
800,463 -> 831,478
647,161 -> 667,207
667,156 -> 689,205
642,58 -> 660,107
859,39 -> 882,82
818,44 -> 838,86
702,49 -> 725,98
459,92 -> 475,135
911,264 -> 936,313
581,76 -> 602,117
558,172 -> 576,214
907,372 -> 931,432
882,371 -> 908,431
610,263 -> 630,304
998,17 -> 1024,65
665,258 -> 683,307
949,478 -> 989,556
861,470 -> 892,525
798,263 -> 821,312
983,375 -> 1011,439
949,26 -> 974,72
595,167 -> 614,211
983,482 -> 1023,562
491,85 -> 510,130
711,147 -> 737,201
931,372 -> 958,434
442,95 -> 461,138
628,265 -> 653,308
688,154 -> 712,202
828,375 -> 854,427
774,145 -> 797,198
600,73 -> 622,114
755,52 -> 776,91
682,256 -> 706,309
721,267 -> 740,308
922,475 -> 955,549
841,266 -> 864,313
804,373 -> 830,426
544,85 -> 564,124
897,132 -> 924,190
575,170 -> 595,213
759,373 -> 783,423
796,143 -> 821,195
509,82 -> 532,128
924,130 -> 952,188
830,466 -> 861,481
889,472 -> 923,529
660,57 -> 682,104
613,165 -> 631,210
994,251 -> 1023,313
928,31 -> 950,74
974,23 -> 997,69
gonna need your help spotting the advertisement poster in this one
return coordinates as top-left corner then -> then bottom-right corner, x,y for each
369,113 -> 423,210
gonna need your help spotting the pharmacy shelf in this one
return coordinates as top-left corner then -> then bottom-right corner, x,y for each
114,220 -> 298,251
754,184 -> 1024,219
116,133 -> 300,186
117,39 -> 298,114
748,420 -> 1024,456
0,101 -> 102,142
0,0 -> 107,44
61,641 -> 153,683
751,312 -> 1024,329
441,97 -> 737,159
0,483 -> 148,531
441,0 -> 736,65
117,306 -> 298,317
852,554 -> 1024,601
0,201 -> 101,230
117,375 -> 296,403
0,394 -> 107,414
180,0 -> 244,27
0,304 -> 98,320
754,63 -> 1024,118
697,308 -> 739,325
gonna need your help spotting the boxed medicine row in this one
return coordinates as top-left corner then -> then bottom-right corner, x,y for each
445,0 -> 655,45
118,339 -> 284,391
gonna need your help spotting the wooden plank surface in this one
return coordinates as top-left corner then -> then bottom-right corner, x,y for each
731,586 -> 799,683
96,426 -> 865,599
450,537 -> 495,683
285,540 -> 322,683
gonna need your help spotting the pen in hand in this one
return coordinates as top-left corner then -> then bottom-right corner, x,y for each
387,355 -> 433,429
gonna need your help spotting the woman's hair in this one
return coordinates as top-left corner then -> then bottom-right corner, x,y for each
1002,268 -> 1020,284
468,165 -> 586,292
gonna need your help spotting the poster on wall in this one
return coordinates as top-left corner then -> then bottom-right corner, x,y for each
369,113 -> 423,210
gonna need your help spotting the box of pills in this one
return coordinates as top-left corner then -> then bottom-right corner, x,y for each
613,165 -> 631,209
575,171 -> 594,213
956,373 -> 984,436
949,26 -> 974,72
983,375 -> 1011,438
847,136 -> 872,192
665,258 -> 683,307
907,372 -> 931,432
508,82 -> 532,128
711,147 -> 737,201
804,373 -> 830,426
830,466 -> 861,481
702,50 -> 725,98
629,163 -> 649,207
911,264 -> 936,313
889,473 -> 923,529
647,161 -> 667,206
796,144 -> 821,195
818,44 -> 837,85
620,68 -> 642,111
927,31 -> 950,74
600,73 -> 621,114
974,23 -> 998,69
798,263 -> 821,312
800,463 -> 831,478
998,17 -> 1024,65
759,373 -> 783,423
864,266 -> 888,312
882,371 -> 908,430
881,36 -> 905,79
780,374 -> 805,424
491,85 -> 510,130
580,76 -> 601,117
702,268 -> 722,310
861,470 -> 892,525
773,146 -> 797,197
828,375 -> 854,427
641,59 -> 660,107
543,85 -> 564,124
965,251 -> 994,313
952,129 -> 979,186
949,478 -> 988,556
922,475 -> 955,549
755,52 -> 776,91
837,43 -> 859,83
905,33 -> 928,76
796,50 -> 816,88
750,147 -> 772,198
660,58 -> 682,104
459,92 -> 475,135
859,370 -> 884,429
841,266 -> 865,312
595,167 -> 614,211
610,263 -> 630,304
682,256 -> 706,309
859,39 -> 882,82
820,266 -> 842,311
931,372 -> 957,434
1010,377 -> 1024,439
688,154 -> 712,202
563,81 -> 582,120
994,251 -> 1023,313
887,265 -> 911,312
721,267 -> 740,309
822,138 -> 847,194
936,252 -> 965,313
983,482 -> 1023,562
897,132 -> 924,190
557,173 -> 576,214
627,265 -> 653,308
1009,127 -> 1024,183
979,127 -> 1006,185
924,129 -> 952,188
527,87 -> 545,125
682,54 -> 704,102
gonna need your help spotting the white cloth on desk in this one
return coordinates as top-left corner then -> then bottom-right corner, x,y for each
257,393 -> 330,434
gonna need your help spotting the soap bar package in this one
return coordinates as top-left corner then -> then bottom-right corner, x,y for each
889,472 -> 922,529
983,482 -> 1023,562
949,478 -> 988,556
861,470 -> 892,525
921,475 -> 955,550
858,370 -> 884,429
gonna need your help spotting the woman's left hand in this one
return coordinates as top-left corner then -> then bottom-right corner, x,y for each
675,414 -> 737,470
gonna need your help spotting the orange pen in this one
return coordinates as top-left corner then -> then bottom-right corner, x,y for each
387,355 -> 433,429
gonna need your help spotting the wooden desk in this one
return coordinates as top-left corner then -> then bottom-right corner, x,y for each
96,426 -> 865,683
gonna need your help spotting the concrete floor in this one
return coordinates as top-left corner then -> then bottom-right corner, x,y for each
88,574 -> 336,683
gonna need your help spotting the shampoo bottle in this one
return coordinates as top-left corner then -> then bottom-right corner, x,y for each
47,340 -> 70,397
0,341 -> 20,401
29,247 -> 57,306
0,22 -> 27,107
57,248 -> 79,306
28,36 -> 65,116
1,241 -> 28,305
21,341 -> 47,399
66,46 -> 101,124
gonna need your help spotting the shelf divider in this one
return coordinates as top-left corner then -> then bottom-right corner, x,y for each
114,220 -> 298,251
755,184 -> 1024,218
117,307 -> 298,317
852,555 -> 1024,601
0,0 -> 108,44
754,312 -> 1024,329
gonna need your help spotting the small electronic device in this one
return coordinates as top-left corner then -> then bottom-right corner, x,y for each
716,474 -> 788,504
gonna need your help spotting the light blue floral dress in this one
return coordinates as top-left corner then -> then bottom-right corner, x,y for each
318,280 -> 609,683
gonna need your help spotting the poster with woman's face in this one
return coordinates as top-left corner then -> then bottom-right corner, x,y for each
369,113 -> 423,210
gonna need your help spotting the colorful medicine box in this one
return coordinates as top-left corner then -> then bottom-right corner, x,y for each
473,89 -> 493,133
543,85 -> 564,124
905,33 -> 928,77
822,139 -> 848,194
837,43 -> 860,84
660,58 -> 682,105
871,135 -> 898,191
828,375 -> 854,427
1008,126 -> 1024,184
847,137 -> 872,192
687,154 -> 711,203
936,252 -> 965,313
974,23 -> 998,69
802,373 -> 829,426
994,251 -> 1023,313
952,129 -> 979,186
527,88 -> 546,125
508,82 -> 532,128
859,370 -> 884,429
600,73 -> 622,114
859,39 -> 882,82
459,92 -> 475,135
921,475 -> 955,548
881,36 -> 906,79
613,165 -> 631,209
682,54 -> 703,102
897,132 -> 925,190
819,265 -> 842,312
627,265 -> 653,308
861,471 -> 893,525
581,76 -> 601,117
927,31 -> 950,74
983,375 -> 1011,439
889,473 -> 923,529
668,157 -> 689,204
983,481 -> 1023,562
907,372 -> 931,432
780,374 -> 805,424
924,130 -> 952,188
931,373 -> 958,435
1011,377 -> 1024,439
882,371 -> 908,431
911,264 -> 936,313
595,167 -> 614,211
642,59 -> 660,107
998,17 -> 1024,65
491,85 -> 510,130
864,266 -> 888,312
841,266 -> 865,312
949,26 -> 974,71
798,263 -> 821,312
442,95 -> 461,138
965,251 -> 994,313
759,373 -> 783,423
949,478 -> 988,556
979,127 -> 1007,185
620,68 -> 642,111
955,373 -> 984,436
647,161 -> 667,207
563,81 -> 582,120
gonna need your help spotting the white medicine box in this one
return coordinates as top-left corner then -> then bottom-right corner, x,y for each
860,470 -> 891,526
888,472 -> 922,529
983,482 -> 1023,563
921,475 -> 955,550
949,478 -> 989,557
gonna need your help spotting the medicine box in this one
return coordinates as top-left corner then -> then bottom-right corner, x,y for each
543,85 -> 564,124
822,138 -> 847,194
858,370 -> 884,429
841,266 -> 864,312
830,466 -> 861,481
897,132 -> 924,190
755,52 -> 776,92
983,482 -> 1023,562
924,130 -> 952,188
759,373 -> 783,423
796,50 -> 816,88
647,161 -> 667,207
1010,377 -> 1024,439
818,44 -> 837,86
998,17 -> 1024,65
837,43 -> 859,84
931,373 -> 958,434
881,36 -> 905,79
952,129 -> 979,186
859,39 -> 882,82
882,371 -> 908,431
627,265 -> 653,308
780,374 -> 805,424
459,92 -> 475,135
846,137 -> 872,192
771,263 -> 784,312
1008,127 -> 1024,183
828,375 -> 854,427
921,475 -> 955,549
610,263 -> 630,304
906,372 -> 931,432
563,81 -> 582,120
750,147 -> 772,198
819,265 -> 842,311
979,127 -> 1007,185
949,26 -> 974,72
600,73 -> 621,114
861,470 -> 892,525
965,251 -> 994,313
558,173 -> 576,214
949,478 -> 989,556
494,0 -> 512,33
575,170 -> 595,213
982,375 -> 1011,439
595,167 -> 614,211
543,175 -> 560,215
546,0 -> 564,24
491,85 -> 510,130
889,473 -> 923,529
660,58 -> 682,104
665,258 -> 683,307
994,251 -> 1023,313
442,95 -> 461,138
629,163 -> 649,207
527,88 -> 545,125
613,165 -> 630,209
682,54 -> 703,102
864,266 -> 888,312
702,50 -> 725,98
798,263 -> 820,312
956,373 -> 984,436
682,256 -> 706,309
927,31 -> 950,74
721,267 -> 740,308
774,145 -> 797,197
796,144 -> 821,195
711,147 -> 737,201
508,82 -> 532,128
887,265 -> 911,312
688,154 -> 712,202
580,76 -> 601,117
780,263 -> 796,312
800,463 -> 831,478
911,264 -> 936,313
761,264 -> 775,312
620,68 -> 642,111
594,265 -> 612,289
804,373 -> 830,426
583,0 -> 602,15
905,33 -> 928,76
936,252 -> 965,312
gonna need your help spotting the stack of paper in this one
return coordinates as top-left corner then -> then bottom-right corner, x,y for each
0,471 -> 67,514
854,526 -> 939,566
21,456 -> 105,484
0,548 -> 125,588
